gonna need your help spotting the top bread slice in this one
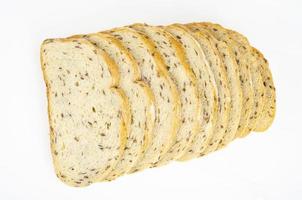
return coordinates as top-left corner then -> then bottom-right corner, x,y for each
191,22 -> 252,141
175,26 -> 231,159
129,23 -> 201,165
80,33 -> 156,180
186,23 -> 242,149
40,38 -> 131,187
226,29 -> 274,132
165,24 -> 219,156
107,27 -> 181,172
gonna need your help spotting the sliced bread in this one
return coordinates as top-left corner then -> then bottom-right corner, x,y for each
107,27 -> 181,172
192,22 -> 252,141
186,23 -> 243,149
165,24 -> 219,155
177,26 -> 231,159
129,23 -> 201,165
226,29 -> 271,133
80,33 -> 156,180
251,47 -> 276,131
41,38 -> 130,186
222,29 -> 265,136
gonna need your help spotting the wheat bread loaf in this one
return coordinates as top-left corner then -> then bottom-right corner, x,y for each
41,22 -> 276,187
186,23 -> 243,149
80,33 -> 156,180
129,23 -> 201,165
41,38 -> 131,186
107,27 -> 181,172
165,24 -> 219,156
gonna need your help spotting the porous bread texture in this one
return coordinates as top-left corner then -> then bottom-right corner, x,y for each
81,33 -> 156,180
129,23 -> 201,165
190,22 -> 251,142
177,26 -> 231,160
186,23 -> 243,149
41,38 -> 130,187
108,27 -> 181,172
165,24 -> 219,156
226,29 -> 271,133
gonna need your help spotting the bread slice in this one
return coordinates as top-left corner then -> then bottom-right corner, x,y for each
250,47 -> 276,131
41,38 -> 131,187
107,27 -> 181,172
165,24 -> 219,156
79,33 -> 156,180
220,29 -> 265,136
226,29 -> 271,133
129,23 -> 201,165
190,22 -> 251,141
186,23 -> 243,149
174,26 -> 231,160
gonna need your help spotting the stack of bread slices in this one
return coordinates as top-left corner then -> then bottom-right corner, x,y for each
41,22 -> 276,187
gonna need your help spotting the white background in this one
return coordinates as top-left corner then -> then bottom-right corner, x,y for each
0,0 -> 301,199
